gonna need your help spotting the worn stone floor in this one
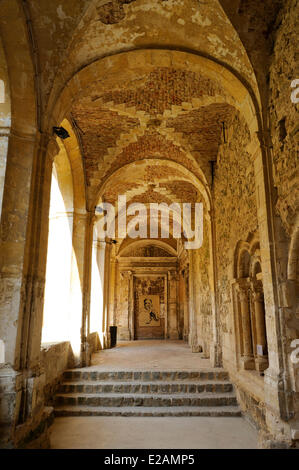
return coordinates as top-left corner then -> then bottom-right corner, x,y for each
50,416 -> 258,449
87,340 -> 214,371
50,341 -> 258,449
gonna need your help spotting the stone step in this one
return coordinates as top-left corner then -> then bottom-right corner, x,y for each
55,392 -> 237,407
62,370 -> 229,382
58,380 -> 233,394
54,405 -> 241,417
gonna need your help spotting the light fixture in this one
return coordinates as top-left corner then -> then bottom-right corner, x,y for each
53,126 -> 70,140
98,239 -> 117,245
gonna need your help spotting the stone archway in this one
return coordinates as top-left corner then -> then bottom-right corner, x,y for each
0,0 -> 297,449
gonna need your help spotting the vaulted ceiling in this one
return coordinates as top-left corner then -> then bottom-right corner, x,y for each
70,65 -> 236,206
1,0 -> 281,242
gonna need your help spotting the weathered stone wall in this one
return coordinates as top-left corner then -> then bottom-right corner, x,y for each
215,111 -> 258,337
196,213 -> 212,357
214,111 -> 261,423
268,0 -> 299,437
235,385 -> 266,431
40,342 -> 74,405
269,0 -> 298,238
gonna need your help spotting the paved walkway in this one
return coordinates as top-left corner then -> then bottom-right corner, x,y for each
85,340 -> 214,371
50,416 -> 258,449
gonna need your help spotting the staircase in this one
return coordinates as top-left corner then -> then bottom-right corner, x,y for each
54,369 -> 241,417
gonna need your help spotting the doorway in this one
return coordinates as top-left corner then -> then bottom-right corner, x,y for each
134,276 -> 165,340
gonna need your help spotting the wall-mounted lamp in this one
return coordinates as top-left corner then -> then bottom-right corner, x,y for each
53,126 -> 70,140
98,239 -> 117,245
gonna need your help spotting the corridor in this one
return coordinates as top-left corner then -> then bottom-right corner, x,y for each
0,0 -> 297,449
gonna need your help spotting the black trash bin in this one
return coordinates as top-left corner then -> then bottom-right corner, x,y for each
110,326 -> 117,348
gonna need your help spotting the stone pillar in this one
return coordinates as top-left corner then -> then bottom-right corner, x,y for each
89,236 -> 105,347
208,210 -> 222,367
0,126 -> 9,217
238,285 -> 255,370
183,266 -> 190,342
127,271 -> 134,341
253,137 -> 292,439
78,211 -> 94,366
97,238 -> 106,346
167,271 -> 179,339
107,246 -> 117,330
118,270 -> 133,341
188,250 -> 201,352
102,241 -> 111,349
0,131 -> 56,447
252,289 -> 269,372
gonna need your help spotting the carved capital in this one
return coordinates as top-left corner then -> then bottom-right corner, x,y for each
252,290 -> 264,303
120,270 -> 132,281
236,281 -> 249,302
168,270 -> 178,282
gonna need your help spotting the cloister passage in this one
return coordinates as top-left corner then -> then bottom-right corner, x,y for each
0,0 -> 298,449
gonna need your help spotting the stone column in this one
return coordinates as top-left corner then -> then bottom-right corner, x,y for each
0,130 -> 56,447
118,270 -> 133,341
208,210 -> 222,367
252,289 -> 268,372
183,266 -> 190,342
102,241 -> 112,349
0,126 -> 9,217
108,253 -> 116,326
80,212 -> 95,365
89,235 -> 105,348
167,271 -> 179,339
97,238 -> 106,347
238,285 -> 255,370
127,271 -> 134,341
188,250 -> 201,352
253,136 -> 292,436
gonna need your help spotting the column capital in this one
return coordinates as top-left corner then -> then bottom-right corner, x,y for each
252,290 -> 264,302
235,280 -> 250,301
120,270 -> 133,281
168,270 -> 178,282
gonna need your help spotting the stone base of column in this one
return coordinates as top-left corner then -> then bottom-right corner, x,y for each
0,367 -> 54,448
255,356 -> 269,372
168,329 -> 179,340
189,332 -> 203,353
80,348 -> 91,367
258,430 -> 294,449
102,332 -> 110,349
183,333 -> 189,343
210,342 -> 222,367
117,327 -> 131,341
241,356 -> 255,370
0,367 -> 21,447
14,406 -> 54,449
191,344 -> 202,353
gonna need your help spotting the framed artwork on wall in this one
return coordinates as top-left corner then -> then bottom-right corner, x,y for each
138,295 -> 160,327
